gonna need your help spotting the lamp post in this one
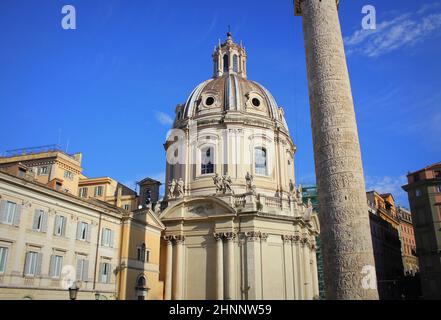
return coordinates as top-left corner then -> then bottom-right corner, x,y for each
94,292 -> 100,300
68,283 -> 79,300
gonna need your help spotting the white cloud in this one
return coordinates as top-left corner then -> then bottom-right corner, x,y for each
365,175 -> 409,206
344,5 -> 441,57
155,111 -> 174,126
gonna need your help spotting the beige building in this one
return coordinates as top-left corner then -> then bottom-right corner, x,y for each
159,33 -> 320,300
78,177 -> 138,212
0,148 -> 164,300
402,162 -> 441,299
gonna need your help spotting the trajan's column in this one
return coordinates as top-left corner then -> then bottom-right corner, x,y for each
294,0 -> 379,299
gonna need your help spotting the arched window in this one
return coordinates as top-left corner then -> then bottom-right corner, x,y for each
255,147 -> 267,175
233,54 -> 239,73
223,54 -> 229,72
137,243 -> 147,262
137,276 -> 146,288
201,147 -> 214,174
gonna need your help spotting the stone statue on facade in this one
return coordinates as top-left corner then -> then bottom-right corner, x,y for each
222,175 -> 234,194
176,178 -> 184,198
289,179 -> 295,195
296,184 -> 303,202
212,173 -> 222,193
245,172 -> 255,193
168,179 -> 176,198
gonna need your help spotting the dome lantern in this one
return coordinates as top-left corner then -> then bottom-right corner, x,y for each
212,32 -> 247,79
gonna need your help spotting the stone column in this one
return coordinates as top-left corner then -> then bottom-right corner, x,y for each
245,231 -> 262,300
164,236 -> 173,300
294,0 -> 378,299
291,236 -> 300,299
214,233 -> 224,300
224,232 -> 236,300
172,235 -> 184,300
295,235 -> 304,299
282,235 -> 294,299
302,237 -> 312,300
310,240 -> 320,298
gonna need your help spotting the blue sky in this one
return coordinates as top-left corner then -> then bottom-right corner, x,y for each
0,0 -> 440,206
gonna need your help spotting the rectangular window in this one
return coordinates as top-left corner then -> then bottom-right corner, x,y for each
79,187 -> 88,198
49,255 -> 63,278
413,174 -> 420,182
415,189 -> 422,197
1,201 -> 17,225
54,215 -> 67,236
24,251 -> 41,276
94,186 -> 103,197
38,166 -> 48,175
123,204 -> 130,211
0,247 -> 8,273
64,170 -> 73,180
255,147 -> 268,175
32,209 -> 47,232
436,186 -> 441,193
76,258 -> 89,281
201,147 -> 214,175
434,170 -> 441,179
100,262 -> 111,283
101,228 -> 113,247
77,222 -> 89,241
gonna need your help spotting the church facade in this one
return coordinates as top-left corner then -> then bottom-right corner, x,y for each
158,33 -> 320,300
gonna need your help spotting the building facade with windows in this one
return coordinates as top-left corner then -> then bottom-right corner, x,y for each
397,206 -> 419,274
402,162 -> 441,299
158,33 -> 320,300
0,147 -> 82,195
0,149 -> 165,300
0,170 -> 121,300
366,191 -> 404,300
78,177 -> 138,212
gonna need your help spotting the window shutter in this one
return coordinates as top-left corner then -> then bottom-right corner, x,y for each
99,262 -> 104,283
24,252 -> 31,275
83,260 -> 89,281
86,224 -> 91,242
76,259 -> 82,281
36,253 -> 43,276
107,264 -> 112,283
32,210 -> 40,230
53,216 -> 59,235
13,204 -> 21,227
110,230 -> 114,248
76,222 -> 81,240
101,229 -> 105,246
61,217 -> 66,236
0,200 -> 6,222
49,255 -> 55,277
41,212 -> 48,233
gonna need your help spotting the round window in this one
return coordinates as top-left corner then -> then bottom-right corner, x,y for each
205,97 -> 215,106
252,98 -> 261,107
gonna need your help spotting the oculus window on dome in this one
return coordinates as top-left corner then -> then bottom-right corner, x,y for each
205,96 -> 215,106
255,147 -> 268,176
201,147 -> 214,175
252,98 -> 261,107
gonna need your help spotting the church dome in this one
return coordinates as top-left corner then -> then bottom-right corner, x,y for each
175,33 -> 289,132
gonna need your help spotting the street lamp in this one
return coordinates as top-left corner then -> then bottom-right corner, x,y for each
68,283 -> 79,300
94,292 -> 100,300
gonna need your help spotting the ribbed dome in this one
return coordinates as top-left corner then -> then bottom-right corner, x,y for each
182,74 -> 289,130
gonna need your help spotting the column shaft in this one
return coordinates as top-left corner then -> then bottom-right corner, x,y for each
215,234 -> 224,300
164,238 -> 173,300
296,0 -> 378,299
